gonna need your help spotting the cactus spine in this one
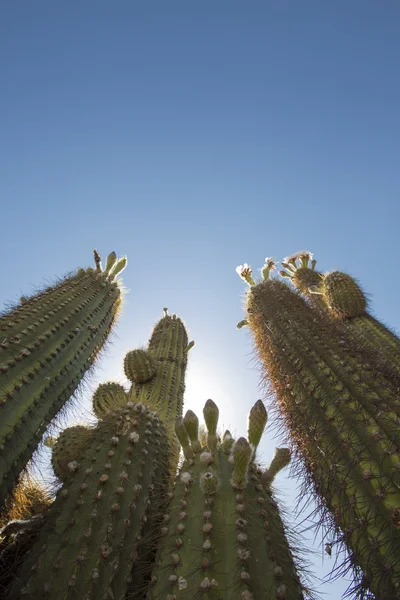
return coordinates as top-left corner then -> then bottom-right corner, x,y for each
148,399 -> 306,600
7,398 -> 170,599
0,251 -> 126,508
238,259 -> 400,599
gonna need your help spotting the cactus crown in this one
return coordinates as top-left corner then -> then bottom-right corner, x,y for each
149,400 -> 304,600
279,251 -> 322,294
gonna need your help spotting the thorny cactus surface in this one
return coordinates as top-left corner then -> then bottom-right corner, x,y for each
280,252 -> 400,369
237,259 -> 400,599
47,425 -> 94,481
0,250 -> 127,508
148,399 -> 307,600
7,401 -> 170,600
127,309 -> 193,444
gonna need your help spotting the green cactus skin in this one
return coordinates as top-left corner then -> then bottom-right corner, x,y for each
322,270 -> 400,365
244,274 -> 400,599
0,251 -> 126,509
280,252 -> 323,301
282,255 -> 400,371
128,310 -> 190,435
7,402 -> 170,600
147,400 -> 306,600
51,425 -> 93,481
322,271 -> 367,318
124,349 -> 158,384
92,382 -> 128,419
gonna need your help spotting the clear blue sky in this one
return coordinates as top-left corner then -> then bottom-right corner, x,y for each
1,2 -> 399,598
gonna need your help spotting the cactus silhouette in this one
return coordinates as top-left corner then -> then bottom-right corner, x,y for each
237,259 -> 400,599
0,250 -> 126,508
148,399 -> 307,600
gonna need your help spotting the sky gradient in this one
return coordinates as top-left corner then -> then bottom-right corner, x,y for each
1,2 -> 400,598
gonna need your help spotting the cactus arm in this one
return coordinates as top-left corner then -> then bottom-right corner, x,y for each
286,258 -> 400,366
128,313 -> 189,437
92,382 -> 128,419
103,251 -> 117,276
109,256 -> 127,279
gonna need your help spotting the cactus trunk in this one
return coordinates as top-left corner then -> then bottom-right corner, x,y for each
7,403 -> 170,600
245,275 -> 400,599
0,253 -> 126,508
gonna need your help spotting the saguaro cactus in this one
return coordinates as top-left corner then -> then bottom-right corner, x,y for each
148,399 -> 306,600
0,251 -> 126,508
126,309 -> 193,435
237,259 -> 400,599
280,252 -> 400,367
7,397 -> 171,599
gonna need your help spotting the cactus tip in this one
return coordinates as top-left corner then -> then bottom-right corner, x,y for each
236,264 -> 255,286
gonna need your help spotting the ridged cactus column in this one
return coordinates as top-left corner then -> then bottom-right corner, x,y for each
280,252 -> 400,368
7,390 -> 171,599
237,259 -> 400,599
0,251 -> 127,508
148,399 -> 306,600
125,308 -> 193,435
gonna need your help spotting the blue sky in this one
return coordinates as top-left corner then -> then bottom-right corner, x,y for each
1,2 -> 400,597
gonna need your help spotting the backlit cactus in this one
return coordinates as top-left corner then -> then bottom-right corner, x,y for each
238,259 -> 400,598
280,253 -> 400,368
148,399 -> 306,600
7,401 -> 171,600
127,309 -> 193,436
0,250 -> 126,508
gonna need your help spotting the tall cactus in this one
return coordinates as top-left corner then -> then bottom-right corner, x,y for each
280,252 -> 400,367
237,259 -> 400,599
7,395 -> 171,599
126,308 -> 193,437
148,399 -> 307,600
0,251 -> 126,508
